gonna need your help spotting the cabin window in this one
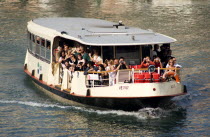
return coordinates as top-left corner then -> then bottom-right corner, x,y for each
102,46 -> 114,61
46,40 -> 51,61
142,45 -> 152,59
28,32 -> 32,51
32,35 -> 36,53
35,36 -> 41,55
27,31 -> 51,63
116,46 -> 140,64
40,38 -> 46,58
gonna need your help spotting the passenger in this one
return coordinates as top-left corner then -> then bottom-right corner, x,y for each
113,59 -> 119,68
140,56 -> 155,68
63,43 -> 69,55
98,64 -> 106,77
103,62 -> 108,71
159,45 -> 166,59
166,57 -> 182,68
77,53 -> 86,66
153,44 -> 160,60
71,46 -> 77,54
162,59 -> 180,83
64,60 -> 70,69
69,54 -> 78,66
55,45 -> 63,62
98,64 -> 108,85
58,51 -> 66,68
75,44 -> 90,62
89,49 -> 103,66
108,60 -> 120,86
65,50 -> 72,60
68,65 -> 76,79
160,49 -> 168,67
154,57 -> 163,68
85,61 -> 98,72
113,58 -> 127,70
98,64 -> 105,71
119,57 -> 129,69
106,60 -> 114,71
165,44 -> 171,51
167,49 -> 172,57
75,62 -> 84,71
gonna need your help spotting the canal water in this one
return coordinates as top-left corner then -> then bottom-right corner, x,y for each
0,0 -> 209,136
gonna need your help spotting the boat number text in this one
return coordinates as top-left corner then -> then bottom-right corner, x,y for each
119,86 -> 129,90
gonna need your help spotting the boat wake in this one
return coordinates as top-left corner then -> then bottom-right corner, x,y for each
0,100 -> 182,120
0,100 -> 69,109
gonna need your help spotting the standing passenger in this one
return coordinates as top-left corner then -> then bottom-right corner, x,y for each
75,45 -> 90,62
89,49 -> 103,66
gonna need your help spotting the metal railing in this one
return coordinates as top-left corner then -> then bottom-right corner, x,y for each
56,63 -> 181,89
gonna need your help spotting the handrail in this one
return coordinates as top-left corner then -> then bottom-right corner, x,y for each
87,67 -> 181,74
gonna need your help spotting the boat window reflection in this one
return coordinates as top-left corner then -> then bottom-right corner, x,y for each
27,31 -> 51,63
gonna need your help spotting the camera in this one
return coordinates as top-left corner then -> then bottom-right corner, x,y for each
120,61 -> 124,64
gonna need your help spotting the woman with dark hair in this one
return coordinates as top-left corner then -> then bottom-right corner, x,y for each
75,62 -> 84,71
98,64 -> 108,85
77,53 -> 85,66
69,54 -> 78,65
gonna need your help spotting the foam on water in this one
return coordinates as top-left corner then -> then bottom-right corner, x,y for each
0,100 -> 174,119
0,100 -> 69,109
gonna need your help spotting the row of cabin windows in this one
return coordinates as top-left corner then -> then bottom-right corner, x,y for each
28,32 -> 51,62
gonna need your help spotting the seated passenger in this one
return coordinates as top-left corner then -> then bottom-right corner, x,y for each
140,56 -> 155,68
166,57 -> 182,68
162,59 -> 180,83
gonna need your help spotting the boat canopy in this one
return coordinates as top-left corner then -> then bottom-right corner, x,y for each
31,17 -> 176,46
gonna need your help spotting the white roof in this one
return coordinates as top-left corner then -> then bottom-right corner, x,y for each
31,17 -> 176,46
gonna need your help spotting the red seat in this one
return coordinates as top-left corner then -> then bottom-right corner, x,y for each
129,65 -> 135,69
153,73 -> 160,82
134,73 -> 144,83
136,65 -> 141,68
144,72 -> 152,83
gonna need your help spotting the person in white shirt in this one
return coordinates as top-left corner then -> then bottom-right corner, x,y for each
89,49 -> 103,65
166,57 -> 182,68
